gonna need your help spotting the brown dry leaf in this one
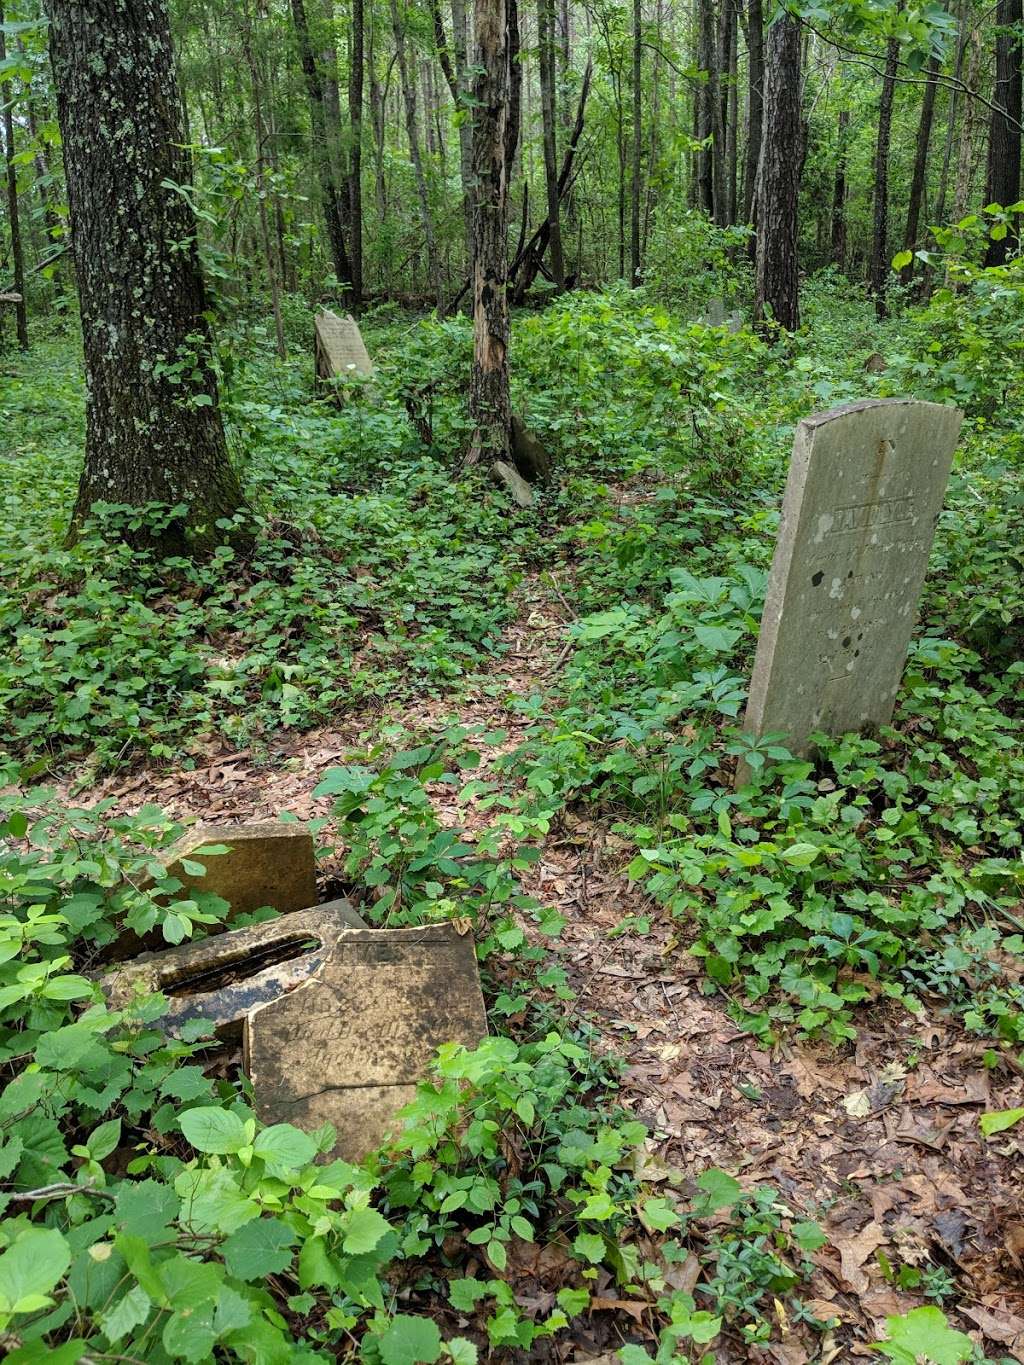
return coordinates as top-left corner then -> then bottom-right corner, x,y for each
1006,1223 -> 1024,1272
960,1303 -> 1024,1346
662,1252 -> 701,1296
589,1298 -> 648,1324
831,1220 -> 888,1294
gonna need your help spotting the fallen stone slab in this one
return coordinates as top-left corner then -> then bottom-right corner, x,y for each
493,459 -> 534,508
244,921 -> 487,1161
101,899 -> 366,1040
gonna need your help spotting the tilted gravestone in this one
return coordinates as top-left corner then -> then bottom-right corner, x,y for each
314,309 -> 373,397
741,398 -> 962,772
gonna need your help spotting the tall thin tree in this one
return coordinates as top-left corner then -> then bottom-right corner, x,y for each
0,1 -> 27,350
468,0 -> 513,463
539,0 -> 566,287
754,8 -> 801,332
869,36 -> 899,319
901,55 -> 940,282
48,0 -> 244,552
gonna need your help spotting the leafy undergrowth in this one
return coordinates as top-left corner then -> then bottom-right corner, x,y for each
2,268 -> 1024,1359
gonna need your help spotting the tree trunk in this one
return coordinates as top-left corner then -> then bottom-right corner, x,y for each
241,0 -> 286,359
390,0 -> 444,310
726,1 -> 738,223
984,0 -> 1023,265
934,5 -> 968,227
0,3 -> 27,349
469,0 -> 512,464
831,107 -> 849,270
538,0 -> 565,287
630,0 -> 643,281
870,36 -> 899,319
902,55 -> 939,281
48,0 -> 243,552
713,0 -> 734,224
291,0 -> 352,294
696,0 -> 715,215
349,0 -> 365,308
505,0 -> 522,175
952,27 -> 982,222
741,0 -> 763,228
753,9 -> 801,332
451,0 -> 475,269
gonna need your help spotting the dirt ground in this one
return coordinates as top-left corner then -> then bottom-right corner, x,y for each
58,575 -> 1024,1363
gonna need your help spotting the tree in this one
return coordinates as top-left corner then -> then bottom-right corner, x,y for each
0,0 -> 27,350
468,0 -> 513,463
831,108 -> 850,270
754,8 -> 801,333
539,0 -> 566,288
47,0 -> 244,552
984,0 -> 1023,266
869,36 -> 899,319
901,55 -> 939,283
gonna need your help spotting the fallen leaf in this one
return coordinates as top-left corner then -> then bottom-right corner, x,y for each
831,1221 -> 888,1294
960,1303 -> 1024,1345
843,1088 -> 872,1117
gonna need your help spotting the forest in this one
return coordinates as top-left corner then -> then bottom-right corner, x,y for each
1,0 -> 1024,1360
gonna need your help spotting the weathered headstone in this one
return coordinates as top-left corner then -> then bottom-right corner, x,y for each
245,922 -> 487,1161
740,398 -> 962,772
702,296 -> 727,327
101,899 -> 366,1040
158,821 -> 317,916
492,459 -> 534,508
314,309 -> 373,397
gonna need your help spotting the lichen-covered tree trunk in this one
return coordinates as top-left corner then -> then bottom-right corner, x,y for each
869,37 -> 899,319
0,1 -> 28,350
468,0 -> 512,464
47,0 -> 244,552
753,9 -> 801,333
984,0 -> 1023,266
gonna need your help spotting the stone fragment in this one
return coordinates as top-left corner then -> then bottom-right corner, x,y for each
244,922 -> 487,1161
150,821 -> 318,921
702,296 -> 726,326
864,351 -> 888,373
511,413 -> 553,484
740,398 -> 962,776
101,899 -> 367,1040
493,459 -> 534,508
315,309 -> 373,397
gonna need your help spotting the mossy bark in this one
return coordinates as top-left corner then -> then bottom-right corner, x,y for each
48,0 -> 245,554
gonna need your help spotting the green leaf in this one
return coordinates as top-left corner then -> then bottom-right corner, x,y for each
693,624 -> 741,652
572,1231 -> 605,1264
779,842 -> 821,867
342,1205 -> 391,1254
979,1106 -> 1024,1136
162,1302 -> 216,1361
694,1167 -> 742,1213
445,1340 -> 478,1365
0,1228 -> 71,1317
179,1106 -> 248,1154
87,1118 -> 122,1161
252,1123 -> 318,1171
448,1278 -> 490,1312
891,250 -> 913,270
114,1179 -> 180,1240
99,1284 -> 151,1343
221,1217 -> 297,1280
872,1306 -> 973,1364
378,1314 -> 442,1365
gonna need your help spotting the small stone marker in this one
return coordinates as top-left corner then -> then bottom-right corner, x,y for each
702,296 -> 726,327
314,309 -> 373,396
741,398 -> 962,771
101,899 -> 366,1040
245,922 -> 487,1162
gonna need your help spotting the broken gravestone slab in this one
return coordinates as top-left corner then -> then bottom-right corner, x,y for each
101,899 -> 367,1040
315,309 -> 373,397
740,398 -> 962,777
492,459 -> 534,508
148,821 -> 318,921
245,922 -> 487,1162
702,296 -> 726,327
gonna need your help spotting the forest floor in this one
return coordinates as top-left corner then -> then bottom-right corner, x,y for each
57,564 -> 1024,1362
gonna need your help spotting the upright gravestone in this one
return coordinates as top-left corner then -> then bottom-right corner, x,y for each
740,398 -> 962,773
314,309 -> 373,399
